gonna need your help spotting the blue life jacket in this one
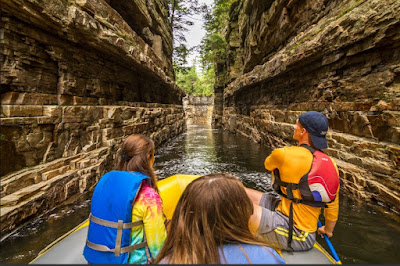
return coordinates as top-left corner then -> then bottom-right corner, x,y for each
83,171 -> 150,264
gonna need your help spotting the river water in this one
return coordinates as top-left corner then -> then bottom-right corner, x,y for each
1,124 -> 400,264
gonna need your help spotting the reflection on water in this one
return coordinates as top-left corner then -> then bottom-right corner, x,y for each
155,124 -> 275,193
1,124 -> 399,264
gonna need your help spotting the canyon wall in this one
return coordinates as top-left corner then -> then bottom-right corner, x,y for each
0,0 -> 185,233
183,95 -> 214,124
215,0 -> 400,212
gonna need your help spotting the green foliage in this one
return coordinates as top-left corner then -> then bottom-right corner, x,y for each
175,65 -> 214,96
172,44 -> 190,72
199,0 -> 233,70
170,0 -> 233,95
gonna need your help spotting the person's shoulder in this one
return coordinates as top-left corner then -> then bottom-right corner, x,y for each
285,145 -> 305,151
137,182 -> 162,206
269,145 -> 297,159
269,146 -> 286,156
139,182 -> 159,196
272,145 -> 304,153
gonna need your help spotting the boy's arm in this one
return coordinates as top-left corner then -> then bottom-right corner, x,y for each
319,186 -> 339,238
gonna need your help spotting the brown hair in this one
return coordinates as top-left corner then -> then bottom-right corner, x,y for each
115,134 -> 158,192
154,173 -> 277,264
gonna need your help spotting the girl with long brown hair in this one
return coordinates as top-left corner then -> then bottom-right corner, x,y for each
84,134 -> 166,264
154,173 -> 285,264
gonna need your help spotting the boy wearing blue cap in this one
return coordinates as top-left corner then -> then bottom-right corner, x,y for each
246,111 -> 340,251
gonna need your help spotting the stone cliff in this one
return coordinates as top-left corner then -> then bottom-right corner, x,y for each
183,95 -> 214,124
0,0 -> 185,233
215,0 -> 400,213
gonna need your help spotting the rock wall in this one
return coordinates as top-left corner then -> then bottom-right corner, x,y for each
216,0 -> 400,212
0,0 -> 185,233
183,95 -> 214,124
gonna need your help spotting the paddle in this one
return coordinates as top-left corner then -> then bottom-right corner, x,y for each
317,220 -> 342,264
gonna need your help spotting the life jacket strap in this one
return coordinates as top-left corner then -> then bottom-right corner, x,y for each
89,213 -> 144,229
115,220 -> 123,257
300,144 -> 317,154
88,213 -> 149,257
280,193 -> 326,207
86,239 -> 148,254
287,202 -> 294,250
273,178 -> 299,190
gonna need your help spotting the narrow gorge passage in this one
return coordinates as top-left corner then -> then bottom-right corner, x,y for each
1,123 -> 399,264
1,0 -> 399,264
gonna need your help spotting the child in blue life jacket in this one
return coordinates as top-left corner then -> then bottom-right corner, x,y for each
153,173 -> 285,264
83,134 -> 166,264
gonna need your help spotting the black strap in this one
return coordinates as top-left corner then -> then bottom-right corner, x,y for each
280,193 -> 326,207
286,183 -> 295,200
300,144 -> 317,154
274,178 -> 299,189
287,202 -> 294,249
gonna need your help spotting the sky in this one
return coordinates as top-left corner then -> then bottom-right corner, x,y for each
182,0 -> 214,72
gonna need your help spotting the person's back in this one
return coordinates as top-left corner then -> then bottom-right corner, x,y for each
266,145 -> 339,233
219,243 -> 284,264
246,111 -> 340,252
159,244 -> 284,264
154,173 -> 285,264
83,134 -> 166,264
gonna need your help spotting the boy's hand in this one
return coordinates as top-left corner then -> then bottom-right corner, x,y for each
317,225 -> 333,238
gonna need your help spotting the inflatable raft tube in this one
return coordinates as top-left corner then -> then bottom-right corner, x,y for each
30,174 -> 337,264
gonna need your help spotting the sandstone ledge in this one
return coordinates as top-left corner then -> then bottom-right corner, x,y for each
0,103 -> 186,234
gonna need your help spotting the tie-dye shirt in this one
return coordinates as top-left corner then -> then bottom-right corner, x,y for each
128,180 -> 167,264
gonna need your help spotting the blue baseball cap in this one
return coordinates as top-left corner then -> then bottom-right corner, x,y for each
298,111 -> 329,149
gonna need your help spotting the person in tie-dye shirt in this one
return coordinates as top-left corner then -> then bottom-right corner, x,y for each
128,180 -> 167,264
84,134 -> 166,264
115,134 -> 167,264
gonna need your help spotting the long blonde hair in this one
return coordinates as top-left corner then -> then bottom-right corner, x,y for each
115,134 -> 158,192
154,173 -> 277,264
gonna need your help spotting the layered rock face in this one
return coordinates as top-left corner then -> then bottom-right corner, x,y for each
0,0 -> 185,233
183,95 -> 214,124
216,0 -> 400,212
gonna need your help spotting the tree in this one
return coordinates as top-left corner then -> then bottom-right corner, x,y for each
168,0 -> 203,71
175,64 -> 214,97
199,0 -> 233,70
175,65 -> 199,95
